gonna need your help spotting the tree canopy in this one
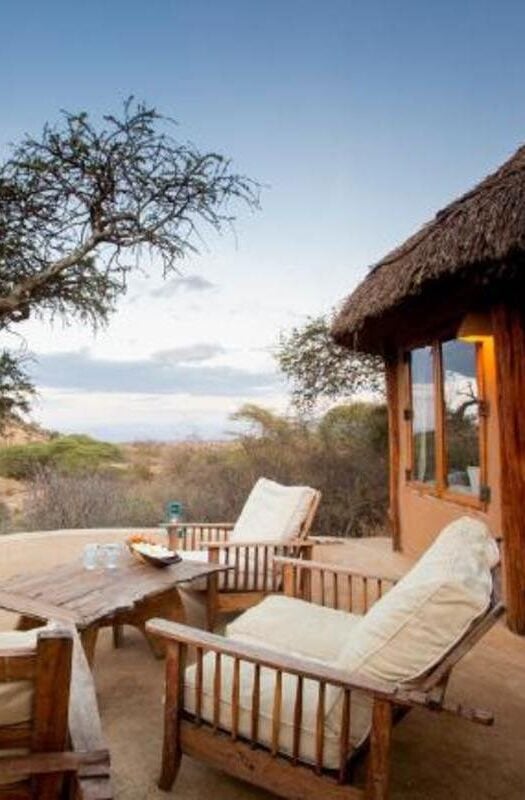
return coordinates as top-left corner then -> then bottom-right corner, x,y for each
0,98 -> 258,330
276,315 -> 384,411
0,351 -> 35,431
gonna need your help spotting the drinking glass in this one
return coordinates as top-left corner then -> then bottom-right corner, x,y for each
83,543 -> 99,570
102,543 -> 121,570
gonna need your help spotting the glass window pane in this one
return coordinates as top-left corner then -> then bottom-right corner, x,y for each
442,340 -> 481,496
411,346 -> 436,484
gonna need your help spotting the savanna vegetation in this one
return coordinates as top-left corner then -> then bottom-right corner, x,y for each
0,401 -> 389,537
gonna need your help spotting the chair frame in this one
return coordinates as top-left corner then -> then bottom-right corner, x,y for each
166,489 -> 322,630
0,625 -> 112,799
147,554 -> 504,800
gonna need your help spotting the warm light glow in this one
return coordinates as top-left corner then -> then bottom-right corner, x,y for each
457,312 -> 493,343
458,334 -> 493,344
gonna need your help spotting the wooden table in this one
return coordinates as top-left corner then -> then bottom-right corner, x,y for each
0,553 -> 231,665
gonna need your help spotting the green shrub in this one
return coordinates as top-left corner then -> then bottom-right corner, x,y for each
0,435 -> 123,480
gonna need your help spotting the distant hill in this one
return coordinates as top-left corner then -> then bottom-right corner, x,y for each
0,417 -> 51,447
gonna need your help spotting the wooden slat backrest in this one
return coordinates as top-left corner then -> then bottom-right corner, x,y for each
298,490 -> 321,540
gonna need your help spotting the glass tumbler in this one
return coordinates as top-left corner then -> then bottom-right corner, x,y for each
102,543 -> 121,570
83,543 -> 99,570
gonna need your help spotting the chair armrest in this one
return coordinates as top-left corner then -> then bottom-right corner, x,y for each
274,556 -> 400,584
302,536 -> 346,545
167,522 -> 235,530
145,618 -> 493,725
147,617 -> 391,694
202,539 -> 291,549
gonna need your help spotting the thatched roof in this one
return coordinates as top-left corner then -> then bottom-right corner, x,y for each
332,144 -> 525,354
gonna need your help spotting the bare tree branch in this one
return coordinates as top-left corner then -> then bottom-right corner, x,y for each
0,97 -> 259,330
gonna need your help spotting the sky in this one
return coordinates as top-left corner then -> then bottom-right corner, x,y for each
2,0 -> 525,441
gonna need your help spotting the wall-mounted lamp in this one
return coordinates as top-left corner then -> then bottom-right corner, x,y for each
457,312 -> 493,343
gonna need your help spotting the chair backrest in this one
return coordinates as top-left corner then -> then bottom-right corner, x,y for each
0,626 -> 73,798
333,516 -> 500,688
230,478 -> 320,544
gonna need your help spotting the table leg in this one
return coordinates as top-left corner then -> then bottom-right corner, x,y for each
112,623 -> 124,648
112,587 -> 186,659
143,588 -> 186,659
206,573 -> 218,632
80,625 -> 99,667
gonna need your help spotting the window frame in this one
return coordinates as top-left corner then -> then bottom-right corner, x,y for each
405,340 -> 488,509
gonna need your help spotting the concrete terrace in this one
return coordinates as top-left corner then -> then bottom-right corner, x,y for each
0,531 -> 523,800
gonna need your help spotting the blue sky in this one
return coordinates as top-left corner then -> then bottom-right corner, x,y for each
2,1 -> 525,440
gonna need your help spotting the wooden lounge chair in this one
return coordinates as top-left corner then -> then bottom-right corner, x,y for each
148,516 -> 504,800
167,478 -> 321,629
0,623 -> 112,799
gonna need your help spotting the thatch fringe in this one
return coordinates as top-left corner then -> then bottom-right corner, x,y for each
332,144 -> 525,354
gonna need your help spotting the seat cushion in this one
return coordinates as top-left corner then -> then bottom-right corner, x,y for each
230,478 -> 317,544
183,652 -> 371,769
227,594 -> 362,661
335,516 -> 499,687
0,629 -> 39,728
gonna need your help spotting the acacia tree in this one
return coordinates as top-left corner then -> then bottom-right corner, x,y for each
0,351 -> 35,431
0,96 -> 258,391
276,315 -> 384,412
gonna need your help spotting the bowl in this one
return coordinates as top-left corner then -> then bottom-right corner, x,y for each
127,538 -> 181,569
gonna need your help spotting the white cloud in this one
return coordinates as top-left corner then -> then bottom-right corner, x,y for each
154,343 -> 225,363
149,274 -> 217,297
32,388 -> 289,441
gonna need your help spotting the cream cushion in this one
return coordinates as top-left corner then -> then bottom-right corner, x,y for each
180,477 -> 317,591
223,594 -> 372,765
227,594 -> 361,661
229,478 -> 317,544
0,629 -> 39,728
183,653 -> 371,769
335,516 -> 498,686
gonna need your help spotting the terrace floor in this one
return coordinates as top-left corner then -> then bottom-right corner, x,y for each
1,534 -> 524,799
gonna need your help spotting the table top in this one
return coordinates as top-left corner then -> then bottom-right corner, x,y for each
0,553 -> 231,629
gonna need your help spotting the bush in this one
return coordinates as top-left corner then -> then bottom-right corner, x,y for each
20,469 -> 170,531
160,402 -> 389,536
0,435 -> 122,480
15,402 -> 389,537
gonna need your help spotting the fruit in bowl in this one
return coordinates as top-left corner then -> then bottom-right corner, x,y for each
126,534 -> 181,568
